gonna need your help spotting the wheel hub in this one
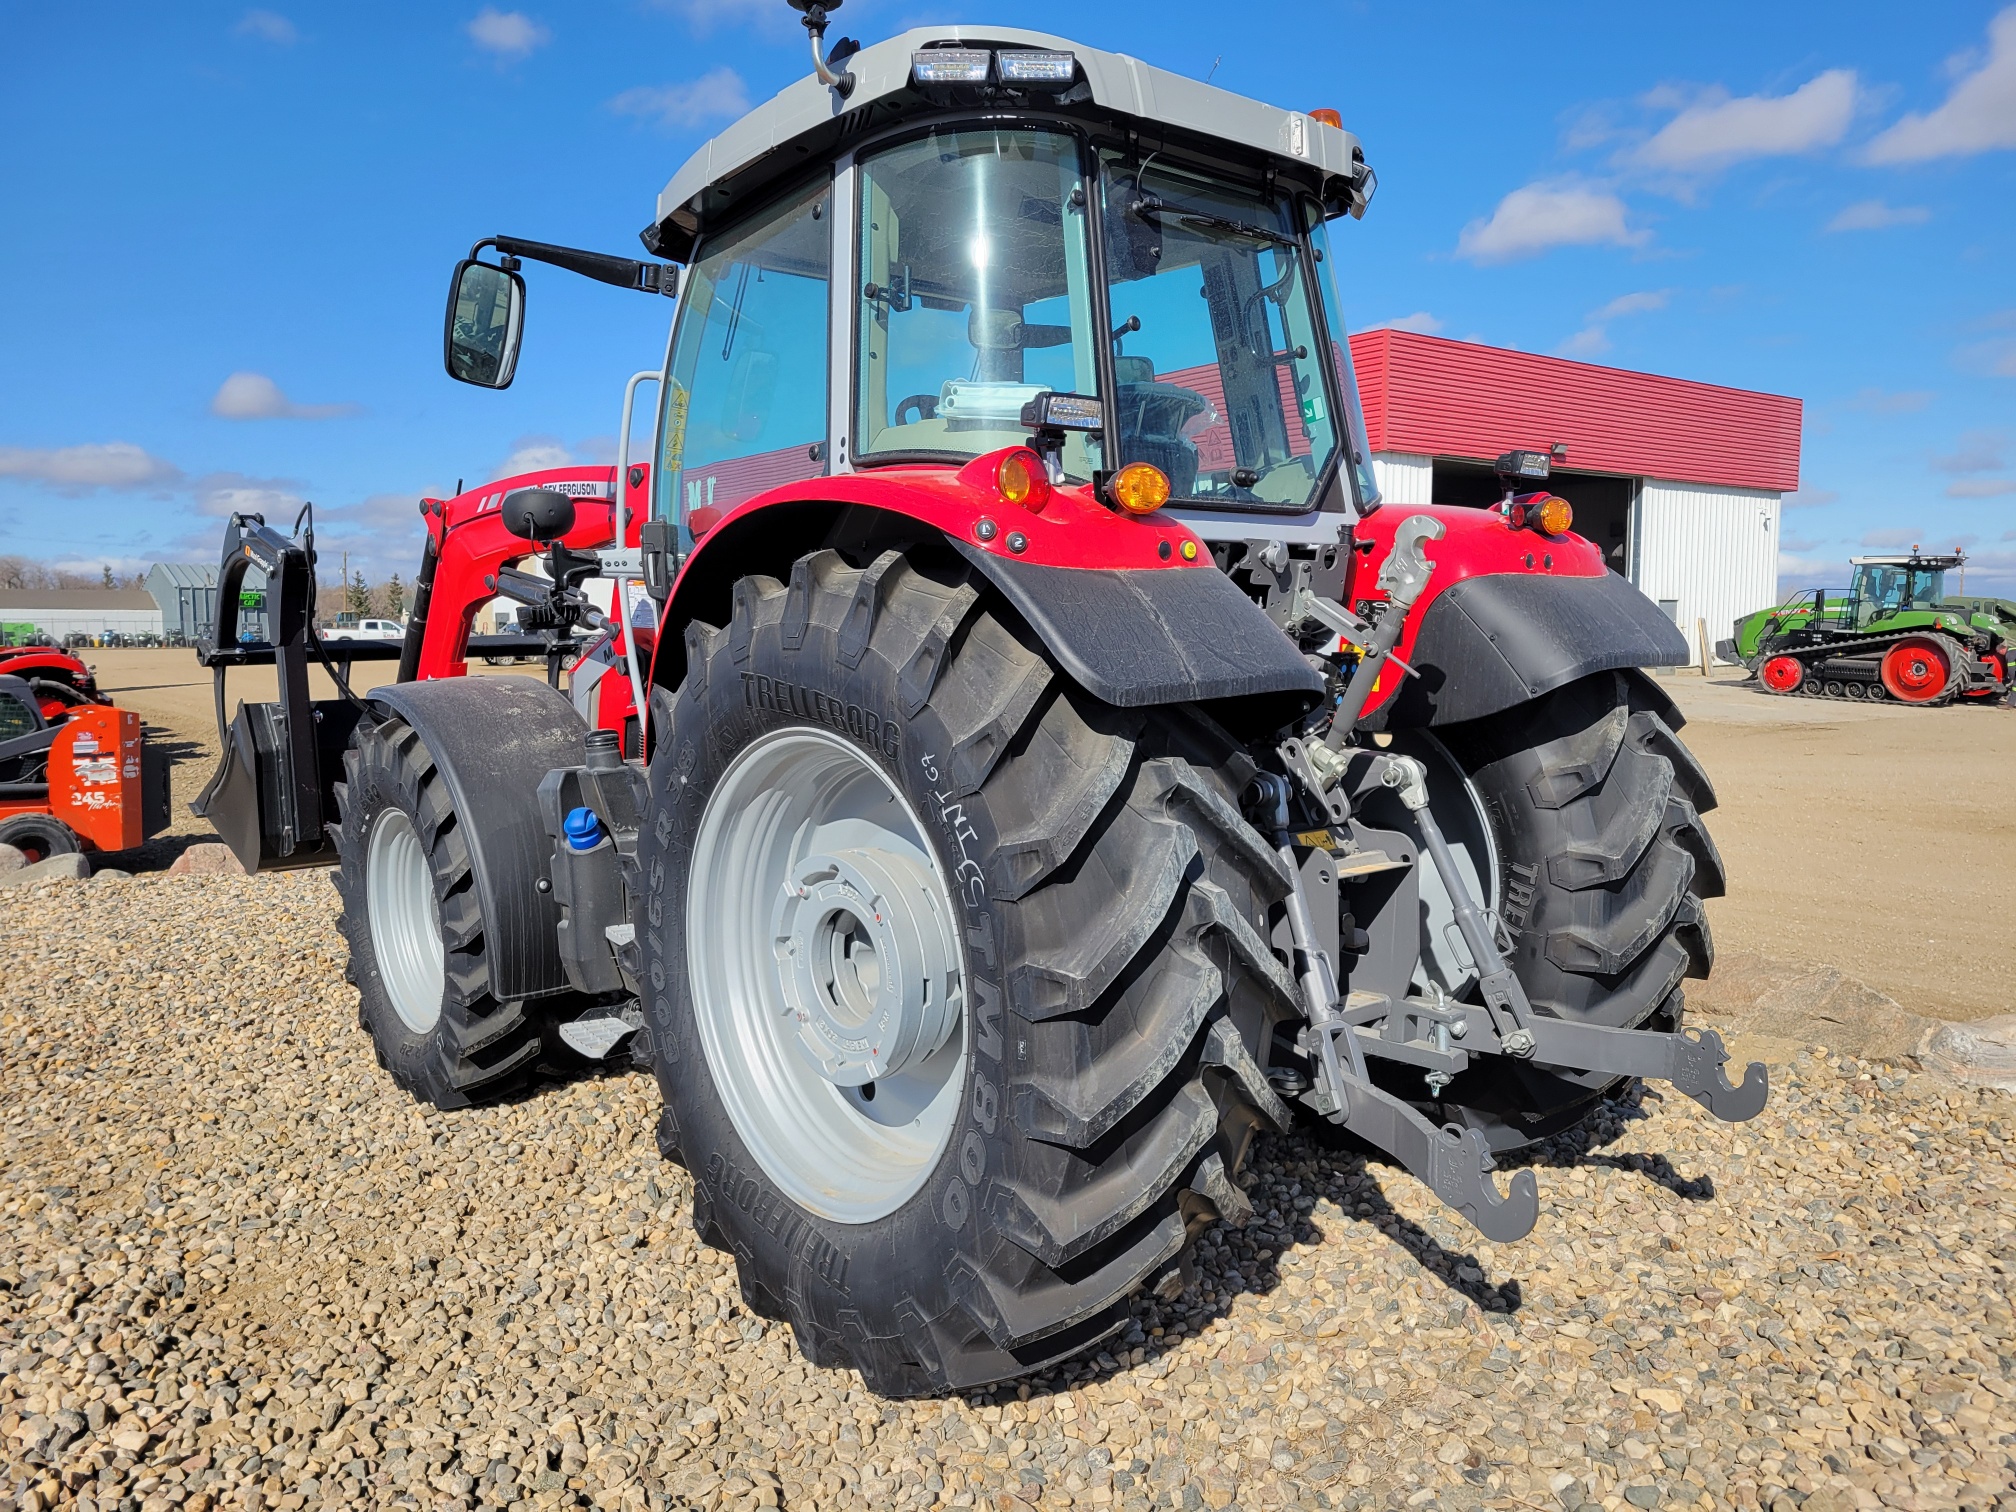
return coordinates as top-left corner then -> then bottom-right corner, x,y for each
365,808 -> 445,1034
773,848 -> 961,1085
685,726 -> 970,1224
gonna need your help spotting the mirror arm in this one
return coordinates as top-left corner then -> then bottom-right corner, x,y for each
470,236 -> 679,297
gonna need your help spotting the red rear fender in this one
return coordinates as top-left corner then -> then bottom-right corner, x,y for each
1346,503 -> 1683,726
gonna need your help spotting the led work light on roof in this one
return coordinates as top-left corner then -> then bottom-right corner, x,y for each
910,48 -> 991,83
996,50 -> 1077,84
909,47 -> 1077,87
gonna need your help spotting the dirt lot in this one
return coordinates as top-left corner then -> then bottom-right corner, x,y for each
84,649 -> 2016,1025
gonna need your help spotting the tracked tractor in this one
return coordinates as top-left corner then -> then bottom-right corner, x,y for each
1721,549 -> 2013,705
192,11 -> 1764,1396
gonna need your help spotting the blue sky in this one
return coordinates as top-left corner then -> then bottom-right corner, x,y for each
4,1 -> 2013,594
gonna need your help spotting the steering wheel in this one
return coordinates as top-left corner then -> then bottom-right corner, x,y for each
893,393 -> 939,425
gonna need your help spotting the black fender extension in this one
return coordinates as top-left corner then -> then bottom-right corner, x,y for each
1371,570 -> 1691,729
950,541 -> 1324,722
365,676 -> 588,1003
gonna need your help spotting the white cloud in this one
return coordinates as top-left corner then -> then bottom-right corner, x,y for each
1825,199 -> 1931,232
492,436 -> 575,479
1777,551 -> 1841,583
52,555 -> 154,579
1367,312 -> 1443,334
1555,327 -> 1612,359
1783,488 -> 1840,509
1845,386 -> 1934,413
1456,182 -> 1645,264
1955,311 -> 2016,377
234,9 -> 297,44
1632,70 -> 1860,171
210,371 -> 359,421
609,67 -> 751,130
1947,478 -> 2016,497
467,8 -> 549,59
1933,430 -> 2007,473
1865,7 -> 2016,162
1589,289 -> 1672,320
0,442 -> 181,491
190,472 -> 306,520
648,0 -> 798,37
1860,527 -> 1921,549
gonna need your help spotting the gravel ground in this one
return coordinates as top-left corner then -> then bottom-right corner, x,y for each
5,872 -> 2014,1512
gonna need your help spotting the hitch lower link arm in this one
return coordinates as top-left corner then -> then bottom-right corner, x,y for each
1269,742 -> 1768,1243
1367,750 -> 1767,1124
1254,773 -> 1542,1244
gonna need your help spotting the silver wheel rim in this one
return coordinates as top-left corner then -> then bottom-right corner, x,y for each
366,808 -> 446,1034
1357,731 -> 1500,998
688,727 -> 967,1224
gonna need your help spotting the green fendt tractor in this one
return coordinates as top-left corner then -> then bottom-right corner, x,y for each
1718,549 -> 2014,706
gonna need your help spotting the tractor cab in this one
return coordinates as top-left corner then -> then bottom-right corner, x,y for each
1843,551 -> 1959,627
445,22 -> 1384,546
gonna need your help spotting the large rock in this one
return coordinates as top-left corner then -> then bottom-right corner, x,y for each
1686,951 -> 1936,1065
166,843 -> 248,877
0,852 -> 89,888
1918,1015 -> 2016,1092
0,842 -> 24,873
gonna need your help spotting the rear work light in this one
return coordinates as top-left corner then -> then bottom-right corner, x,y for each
996,50 -> 1076,84
910,48 -> 991,83
1108,462 -> 1171,516
996,448 -> 1052,513
1495,449 -> 1551,484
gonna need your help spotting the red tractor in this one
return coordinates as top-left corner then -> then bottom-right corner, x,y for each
193,12 -> 1763,1396
0,642 -> 110,722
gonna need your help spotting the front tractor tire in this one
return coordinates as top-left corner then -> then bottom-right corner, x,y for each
641,548 -> 1294,1395
333,713 -> 562,1109
1433,670 -> 1726,1149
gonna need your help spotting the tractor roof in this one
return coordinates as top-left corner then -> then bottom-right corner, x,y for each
1850,553 -> 1965,568
645,24 -> 1364,263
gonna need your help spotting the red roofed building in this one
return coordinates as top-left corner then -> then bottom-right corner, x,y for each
1348,330 -> 1801,663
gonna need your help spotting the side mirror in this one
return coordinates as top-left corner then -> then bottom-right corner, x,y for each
501,488 -> 576,542
445,259 -> 526,389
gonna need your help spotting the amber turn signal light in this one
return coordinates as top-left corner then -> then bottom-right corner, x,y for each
1108,461 -> 1171,515
1527,495 -> 1573,536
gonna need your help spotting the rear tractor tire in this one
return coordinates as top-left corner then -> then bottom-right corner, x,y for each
1430,670 -> 1725,1150
641,547 -> 1295,1395
332,712 -> 568,1109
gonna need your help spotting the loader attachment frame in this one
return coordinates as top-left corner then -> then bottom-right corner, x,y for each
190,510 -> 559,873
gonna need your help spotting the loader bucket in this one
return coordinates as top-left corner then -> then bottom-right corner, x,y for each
192,697 -> 364,872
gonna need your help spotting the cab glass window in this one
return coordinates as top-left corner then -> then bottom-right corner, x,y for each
1101,153 -> 1338,510
658,180 -> 831,538
855,128 -> 1102,478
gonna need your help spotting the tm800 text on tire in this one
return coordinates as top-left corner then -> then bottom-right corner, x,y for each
641,546 -> 1297,1396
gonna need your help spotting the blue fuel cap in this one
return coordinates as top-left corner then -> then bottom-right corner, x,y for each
563,806 -> 604,851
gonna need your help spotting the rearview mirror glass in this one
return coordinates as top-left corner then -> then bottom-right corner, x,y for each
444,259 -> 525,388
